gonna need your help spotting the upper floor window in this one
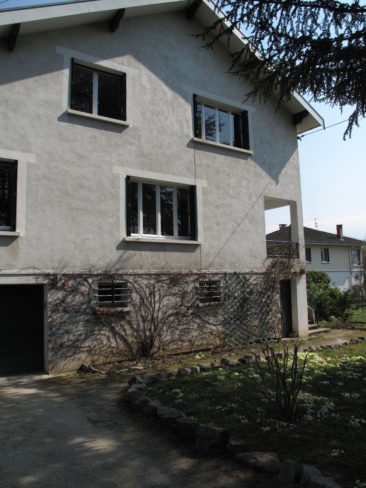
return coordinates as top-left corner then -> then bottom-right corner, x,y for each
126,177 -> 196,240
0,160 -> 17,231
193,95 -> 250,150
351,248 -> 361,266
321,248 -> 330,263
70,60 -> 126,121
305,247 -> 312,263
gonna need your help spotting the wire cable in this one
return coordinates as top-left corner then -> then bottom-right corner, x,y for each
298,118 -> 349,139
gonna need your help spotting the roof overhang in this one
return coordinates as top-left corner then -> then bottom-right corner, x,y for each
0,0 -> 324,133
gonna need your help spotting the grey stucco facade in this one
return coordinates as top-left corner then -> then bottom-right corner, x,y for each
0,0 -> 319,372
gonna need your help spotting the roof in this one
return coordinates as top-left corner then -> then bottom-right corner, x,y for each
0,0 -> 324,134
266,226 -> 366,247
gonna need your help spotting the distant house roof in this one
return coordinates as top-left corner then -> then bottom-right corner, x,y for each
0,0 -> 324,134
266,226 -> 366,247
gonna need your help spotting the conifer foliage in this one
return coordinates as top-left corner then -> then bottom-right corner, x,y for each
208,0 -> 366,137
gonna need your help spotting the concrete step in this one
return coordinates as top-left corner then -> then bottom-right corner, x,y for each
309,327 -> 330,336
309,324 -> 320,330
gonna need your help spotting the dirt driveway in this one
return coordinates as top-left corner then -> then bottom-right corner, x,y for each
0,373 -> 273,488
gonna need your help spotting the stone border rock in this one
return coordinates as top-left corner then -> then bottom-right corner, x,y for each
123,338 -> 360,487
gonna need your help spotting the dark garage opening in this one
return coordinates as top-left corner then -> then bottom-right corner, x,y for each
0,285 -> 45,375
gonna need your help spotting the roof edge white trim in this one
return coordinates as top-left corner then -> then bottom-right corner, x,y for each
292,91 -> 325,130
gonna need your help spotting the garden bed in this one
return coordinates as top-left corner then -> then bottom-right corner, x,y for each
145,342 -> 366,488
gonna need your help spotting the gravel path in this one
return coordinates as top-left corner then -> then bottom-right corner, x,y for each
0,373 -> 275,488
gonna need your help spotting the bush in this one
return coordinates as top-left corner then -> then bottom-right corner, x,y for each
307,271 -> 331,286
253,344 -> 308,421
307,273 -> 352,322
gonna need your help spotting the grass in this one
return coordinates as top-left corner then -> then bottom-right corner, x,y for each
147,342 -> 366,488
352,307 -> 366,328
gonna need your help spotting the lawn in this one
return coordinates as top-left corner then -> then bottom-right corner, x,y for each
147,343 -> 366,488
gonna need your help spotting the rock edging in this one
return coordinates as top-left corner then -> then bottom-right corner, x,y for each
123,342 -> 351,487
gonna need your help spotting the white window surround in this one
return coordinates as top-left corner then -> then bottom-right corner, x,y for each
192,137 -> 253,155
112,166 -> 206,243
67,108 -> 130,127
0,149 -> 34,237
129,180 -> 193,241
191,91 -> 254,153
56,46 -> 133,126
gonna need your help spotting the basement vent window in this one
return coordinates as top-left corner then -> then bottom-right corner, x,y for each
198,280 -> 222,305
97,281 -> 130,308
70,60 -> 126,121
193,95 -> 250,150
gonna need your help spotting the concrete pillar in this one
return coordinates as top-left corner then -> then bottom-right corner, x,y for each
290,200 -> 305,260
291,274 -> 308,337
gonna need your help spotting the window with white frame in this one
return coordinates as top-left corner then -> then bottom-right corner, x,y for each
321,247 -> 330,263
351,248 -> 361,266
126,177 -> 197,240
305,247 -> 312,263
0,160 -> 17,231
70,60 -> 126,121
193,95 -> 250,150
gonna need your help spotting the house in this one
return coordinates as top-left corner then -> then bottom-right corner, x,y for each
267,225 -> 365,291
0,0 -> 324,374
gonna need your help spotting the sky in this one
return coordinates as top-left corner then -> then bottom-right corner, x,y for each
265,103 -> 366,241
1,0 -> 365,241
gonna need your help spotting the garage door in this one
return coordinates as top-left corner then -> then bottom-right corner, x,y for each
0,285 -> 44,375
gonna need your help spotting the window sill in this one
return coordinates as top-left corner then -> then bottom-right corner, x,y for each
198,302 -> 223,308
124,237 -> 201,245
321,261 -> 330,264
67,109 -> 130,127
0,231 -> 20,237
95,306 -> 131,314
192,137 -> 253,156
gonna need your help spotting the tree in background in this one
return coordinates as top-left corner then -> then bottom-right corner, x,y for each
307,271 -> 352,321
207,0 -> 366,138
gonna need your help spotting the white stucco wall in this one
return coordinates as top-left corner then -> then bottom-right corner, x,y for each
0,11 -> 303,274
305,244 -> 359,290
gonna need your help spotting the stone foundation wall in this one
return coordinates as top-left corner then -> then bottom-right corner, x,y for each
46,272 -> 283,373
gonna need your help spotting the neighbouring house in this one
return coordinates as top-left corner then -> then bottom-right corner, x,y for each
0,0 -> 324,374
267,225 -> 366,291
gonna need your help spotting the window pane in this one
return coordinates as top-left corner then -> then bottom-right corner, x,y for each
204,105 -> 216,141
177,188 -> 189,237
0,164 -> 10,226
218,110 -> 230,145
130,182 -> 138,234
98,71 -> 122,120
142,183 -> 156,234
160,186 -> 174,236
71,64 -> 93,114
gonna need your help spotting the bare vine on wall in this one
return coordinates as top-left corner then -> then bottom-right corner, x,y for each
44,271 -> 223,364
43,258 -> 303,366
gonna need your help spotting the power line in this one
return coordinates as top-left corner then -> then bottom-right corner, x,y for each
298,118 -> 349,140
0,0 -> 11,5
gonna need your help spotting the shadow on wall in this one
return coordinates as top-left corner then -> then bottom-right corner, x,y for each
0,12 -> 297,183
